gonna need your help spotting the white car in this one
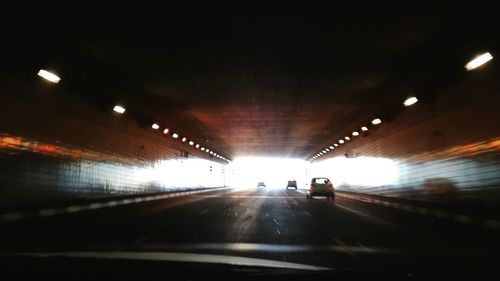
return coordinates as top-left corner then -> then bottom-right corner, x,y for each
306,177 -> 334,199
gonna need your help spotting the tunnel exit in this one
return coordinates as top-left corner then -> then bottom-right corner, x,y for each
226,157 -> 310,189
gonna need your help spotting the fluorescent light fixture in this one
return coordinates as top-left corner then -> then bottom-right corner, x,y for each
361,126 -> 368,131
188,141 -> 194,145
181,137 -> 187,142
403,96 -> 418,107
339,140 -> 345,144
352,131 -> 359,136
152,123 -> 159,130
334,143 -> 339,147
163,128 -> 169,134
345,136 -> 350,141
113,105 -> 126,114
195,144 -> 200,148
465,52 -> 493,71
172,133 -> 179,139
201,147 -> 205,151
372,118 -> 382,125
37,69 -> 60,83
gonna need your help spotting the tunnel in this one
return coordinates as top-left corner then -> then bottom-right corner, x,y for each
1,4 -> 500,279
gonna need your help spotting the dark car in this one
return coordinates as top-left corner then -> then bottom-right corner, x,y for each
286,180 -> 297,190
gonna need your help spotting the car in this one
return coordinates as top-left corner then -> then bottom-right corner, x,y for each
257,182 -> 266,188
286,180 -> 297,189
306,177 -> 334,199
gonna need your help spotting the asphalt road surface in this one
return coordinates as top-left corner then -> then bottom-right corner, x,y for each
1,188 -> 499,270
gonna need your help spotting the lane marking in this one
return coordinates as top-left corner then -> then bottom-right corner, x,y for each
0,187 -> 230,223
336,192 -> 500,230
334,203 -> 395,227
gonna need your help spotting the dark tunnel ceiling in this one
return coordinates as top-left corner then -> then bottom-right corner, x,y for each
2,4 -> 499,159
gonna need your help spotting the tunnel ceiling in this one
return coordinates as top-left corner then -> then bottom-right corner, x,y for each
2,4 -> 498,159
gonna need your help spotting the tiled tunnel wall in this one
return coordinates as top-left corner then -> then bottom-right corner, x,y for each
0,78 -> 226,209
312,69 -> 500,206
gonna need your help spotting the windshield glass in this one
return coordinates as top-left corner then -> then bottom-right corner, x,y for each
1,4 -> 499,276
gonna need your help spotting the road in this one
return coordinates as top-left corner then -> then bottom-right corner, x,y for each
1,188 -> 499,270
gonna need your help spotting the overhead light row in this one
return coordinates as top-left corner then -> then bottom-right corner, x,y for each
307,98 -> 416,161
112,104 -> 228,162
308,51 -> 494,162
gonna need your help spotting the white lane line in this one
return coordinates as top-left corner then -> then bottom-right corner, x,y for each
0,187 -> 230,223
334,203 -> 395,227
335,192 -> 500,230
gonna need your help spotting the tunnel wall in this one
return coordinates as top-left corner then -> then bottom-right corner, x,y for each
313,68 -> 500,206
0,77 -> 226,209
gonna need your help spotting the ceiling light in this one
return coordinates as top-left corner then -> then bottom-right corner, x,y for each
152,123 -> 159,130
339,140 -> 345,144
322,150 -> 327,153
465,52 -> 493,71
403,96 -> 418,107
113,105 -> 126,114
37,69 -> 60,83
361,126 -> 368,131
181,137 -> 187,142
172,133 -> 179,139
345,136 -> 351,141
201,147 -> 205,151
210,151 -> 214,155
163,128 -> 169,134
334,143 -> 339,147
352,131 -> 359,136
372,118 -> 382,125
329,146 -> 334,149
195,144 -> 200,148
188,141 -> 194,145
325,148 -> 330,152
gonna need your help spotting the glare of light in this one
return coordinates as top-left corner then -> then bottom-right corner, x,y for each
113,105 -> 126,114
339,140 -> 345,144
188,141 -> 194,145
329,146 -> 334,149
352,131 -> 359,136
163,128 -> 169,134
201,147 -> 205,151
152,123 -> 159,130
310,157 -> 397,187
465,52 -> 493,71
181,137 -> 187,142
403,96 -> 418,107
334,143 -> 339,147
195,144 -> 200,148
172,133 -> 179,139
345,136 -> 351,141
372,118 -> 382,125
227,157 -> 309,189
361,126 -> 368,131
37,69 -> 61,83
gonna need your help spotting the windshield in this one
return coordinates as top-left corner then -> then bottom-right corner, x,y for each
1,4 -> 500,275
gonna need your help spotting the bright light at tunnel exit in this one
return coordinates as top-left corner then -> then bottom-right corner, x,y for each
226,157 -> 310,189
310,157 -> 397,187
